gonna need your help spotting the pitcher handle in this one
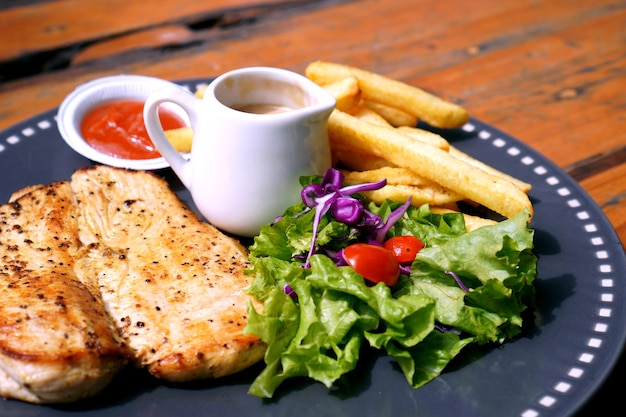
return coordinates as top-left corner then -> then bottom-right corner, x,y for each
143,85 -> 197,188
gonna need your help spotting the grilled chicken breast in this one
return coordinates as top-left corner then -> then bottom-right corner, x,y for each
0,181 -> 128,404
0,165 -> 265,404
71,166 -> 265,382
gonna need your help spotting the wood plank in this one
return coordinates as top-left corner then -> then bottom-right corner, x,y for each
430,7 -> 626,168
71,25 -> 197,65
567,145 -> 626,182
0,0 -> 293,61
580,162 -> 626,247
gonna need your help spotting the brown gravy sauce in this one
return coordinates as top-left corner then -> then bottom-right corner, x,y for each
232,103 -> 293,114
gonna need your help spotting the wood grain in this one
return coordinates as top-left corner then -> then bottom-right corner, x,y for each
0,0 -> 290,61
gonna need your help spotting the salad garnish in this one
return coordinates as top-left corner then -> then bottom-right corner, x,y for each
298,168 -> 411,267
445,270 -> 469,292
244,168 -> 537,398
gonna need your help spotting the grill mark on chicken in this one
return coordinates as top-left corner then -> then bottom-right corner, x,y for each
0,166 -> 265,404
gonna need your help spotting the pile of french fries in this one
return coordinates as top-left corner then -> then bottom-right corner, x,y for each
305,61 -> 533,231
162,61 -> 533,231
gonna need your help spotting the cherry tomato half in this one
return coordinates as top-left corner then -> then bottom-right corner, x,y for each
383,236 -> 424,264
342,243 -> 400,286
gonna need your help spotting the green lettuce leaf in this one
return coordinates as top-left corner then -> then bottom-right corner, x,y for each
244,204 -> 537,398
396,210 -> 536,343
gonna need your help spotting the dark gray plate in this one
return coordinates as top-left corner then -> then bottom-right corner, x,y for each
1,79 -> 625,417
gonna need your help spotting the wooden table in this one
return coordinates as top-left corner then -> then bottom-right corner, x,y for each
0,0 -> 624,415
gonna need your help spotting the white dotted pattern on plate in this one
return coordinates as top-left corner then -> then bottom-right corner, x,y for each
1,118 -> 55,152
464,122 -> 617,417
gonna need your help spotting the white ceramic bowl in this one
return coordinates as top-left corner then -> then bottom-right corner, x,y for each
57,74 -> 190,170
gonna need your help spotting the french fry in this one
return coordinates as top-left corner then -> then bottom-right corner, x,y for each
195,84 -> 208,99
448,145 -> 532,193
332,145 -> 392,171
339,166 -> 437,188
164,127 -> 194,153
341,167 -> 464,205
349,104 -> 391,127
342,166 -> 422,186
306,61 -> 469,129
396,126 -> 450,151
321,76 -> 361,112
344,181 -> 463,207
429,206 -> 498,232
362,100 -> 417,127
348,108 -> 449,150
328,109 -> 533,219
334,134 -> 446,172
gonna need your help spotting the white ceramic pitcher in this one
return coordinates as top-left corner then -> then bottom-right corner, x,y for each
143,67 -> 335,237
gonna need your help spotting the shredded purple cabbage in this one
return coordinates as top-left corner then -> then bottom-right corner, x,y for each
445,270 -> 469,292
300,168 -> 411,268
283,284 -> 297,298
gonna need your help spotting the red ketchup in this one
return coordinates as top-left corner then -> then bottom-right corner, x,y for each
80,100 -> 185,160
